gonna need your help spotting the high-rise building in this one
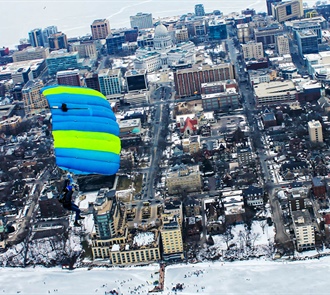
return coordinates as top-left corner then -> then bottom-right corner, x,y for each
130,12 -> 153,29
22,79 -> 47,116
42,26 -> 58,47
195,4 -> 205,16
208,20 -> 227,41
48,32 -> 68,50
173,63 -> 235,98
91,191 -> 126,259
175,27 -> 189,43
275,34 -> 290,55
56,69 -> 81,86
254,23 -> 284,47
292,210 -> 315,251
241,41 -> 264,60
85,72 -> 100,91
28,28 -> 45,47
69,40 -> 97,59
272,0 -> 303,22
106,33 -> 126,55
296,29 -> 319,57
125,69 -> 148,92
46,50 -> 79,76
160,215 -> 184,261
266,0 -> 282,15
98,69 -> 122,96
308,120 -> 323,143
91,19 -> 111,40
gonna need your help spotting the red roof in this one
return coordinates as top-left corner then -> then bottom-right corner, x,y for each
324,214 -> 330,225
180,117 -> 197,133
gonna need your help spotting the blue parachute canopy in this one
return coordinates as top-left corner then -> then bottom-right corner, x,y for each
41,85 -> 121,175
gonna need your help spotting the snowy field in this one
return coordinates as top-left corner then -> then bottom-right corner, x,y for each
1,258 -> 330,294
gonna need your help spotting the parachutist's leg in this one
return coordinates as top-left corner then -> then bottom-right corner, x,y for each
70,203 -> 81,221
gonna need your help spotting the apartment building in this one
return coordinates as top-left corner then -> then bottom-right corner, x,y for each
275,35 -> 290,56
22,79 -> 47,116
241,41 -> 264,60
160,216 -> 184,261
308,120 -> 323,143
292,210 -> 315,251
91,19 -> 110,40
166,164 -> 202,194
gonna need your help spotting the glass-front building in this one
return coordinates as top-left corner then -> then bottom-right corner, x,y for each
208,21 -> 227,41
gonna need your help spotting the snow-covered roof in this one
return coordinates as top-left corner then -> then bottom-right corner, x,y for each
133,232 -> 155,246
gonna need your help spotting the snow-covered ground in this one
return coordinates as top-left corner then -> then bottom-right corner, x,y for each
1,257 -> 330,294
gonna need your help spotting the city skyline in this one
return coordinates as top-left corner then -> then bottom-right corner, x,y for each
0,0 -> 274,49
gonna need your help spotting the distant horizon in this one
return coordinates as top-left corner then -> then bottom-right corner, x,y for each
0,0 -> 319,50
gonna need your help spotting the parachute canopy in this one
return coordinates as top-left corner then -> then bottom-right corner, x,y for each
41,85 -> 121,175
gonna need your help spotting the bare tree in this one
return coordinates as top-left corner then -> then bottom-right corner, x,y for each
221,226 -> 233,250
250,232 -> 261,249
260,220 -> 267,234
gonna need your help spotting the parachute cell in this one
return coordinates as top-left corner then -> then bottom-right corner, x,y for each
42,85 -> 121,175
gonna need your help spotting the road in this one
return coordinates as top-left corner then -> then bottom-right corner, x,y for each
226,37 -> 296,250
142,84 -> 174,201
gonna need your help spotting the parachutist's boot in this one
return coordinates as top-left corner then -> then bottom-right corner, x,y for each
74,221 -> 81,227
78,215 -> 85,220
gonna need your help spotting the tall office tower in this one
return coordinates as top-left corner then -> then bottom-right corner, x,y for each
195,4 -> 205,16
208,20 -> 228,41
48,32 -> 68,50
91,19 -> 111,40
42,26 -> 58,47
308,120 -> 323,143
275,34 -> 290,55
266,0 -> 282,15
22,79 -> 47,116
272,0 -> 304,22
46,51 -> 79,76
56,69 -> 81,86
28,28 -> 45,47
98,69 -> 122,96
85,72 -> 100,91
130,12 -> 153,29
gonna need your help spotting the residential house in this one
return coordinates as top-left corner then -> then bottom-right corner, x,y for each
243,185 -> 264,207
221,190 -> 245,225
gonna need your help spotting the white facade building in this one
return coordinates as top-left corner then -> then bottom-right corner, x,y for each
292,210 -> 315,251
130,12 -> 153,29
275,35 -> 290,56
241,41 -> 264,60
308,120 -> 323,143
134,23 -> 196,72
